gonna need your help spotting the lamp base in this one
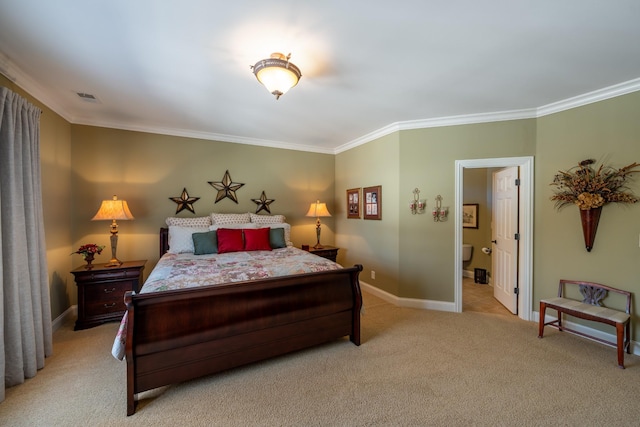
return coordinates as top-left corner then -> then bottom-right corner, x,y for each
313,243 -> 325,249
105,257 -> 123,267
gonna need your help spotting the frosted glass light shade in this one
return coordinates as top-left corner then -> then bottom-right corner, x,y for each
252,53 -> 302,99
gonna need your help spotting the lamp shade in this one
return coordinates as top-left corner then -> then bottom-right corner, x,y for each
252,53 -> 301,99
91,195 -> 134,221
306,201 -> 331,218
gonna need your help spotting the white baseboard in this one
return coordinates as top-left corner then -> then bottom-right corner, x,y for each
360,281 -> 456,312
360,282 -> 638,357
533,311 -> 638,357
51,305 -> 76,332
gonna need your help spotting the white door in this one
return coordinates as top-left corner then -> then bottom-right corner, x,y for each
492,167 -> 519,314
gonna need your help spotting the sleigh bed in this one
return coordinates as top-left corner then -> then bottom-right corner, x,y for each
116,219 -> 362,416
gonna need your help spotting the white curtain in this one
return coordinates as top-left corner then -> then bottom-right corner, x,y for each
0,87 -> 52,402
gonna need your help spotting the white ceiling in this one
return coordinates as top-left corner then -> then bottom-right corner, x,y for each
1,1 -> 640,153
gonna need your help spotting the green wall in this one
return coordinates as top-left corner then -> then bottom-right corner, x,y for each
534,92 -> 640,319
334,133 -> 400,295
70,125 -> 336,277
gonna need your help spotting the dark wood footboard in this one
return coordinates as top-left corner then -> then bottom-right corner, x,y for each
124,264 -> 362,415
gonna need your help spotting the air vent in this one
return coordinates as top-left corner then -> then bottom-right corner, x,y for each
76,92 -> 100,103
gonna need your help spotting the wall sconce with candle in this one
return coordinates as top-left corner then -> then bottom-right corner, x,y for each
409,188 -> 426,215
432,195 -> 448,222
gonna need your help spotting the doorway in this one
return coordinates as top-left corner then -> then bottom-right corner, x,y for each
454,157 -> 534,321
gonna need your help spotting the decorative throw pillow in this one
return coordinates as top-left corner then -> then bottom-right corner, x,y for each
268,223 -> 292,246
269,227 -> 287,249
192,230 -> 218,255
249,213 -> 286,224
166,216 -> 212,227
216,228 -> 244,254
244,228 -> 272,251
167,225 -> 210,254
211,212 -> 251,225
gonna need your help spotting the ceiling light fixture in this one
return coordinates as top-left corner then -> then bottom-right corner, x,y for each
251,52 -> 301,100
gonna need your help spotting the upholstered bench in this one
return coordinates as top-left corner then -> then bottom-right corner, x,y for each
538,279 -> 632,369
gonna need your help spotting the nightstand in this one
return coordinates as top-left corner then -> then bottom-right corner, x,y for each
307,245 -> 339,262
72,260 -> 146,330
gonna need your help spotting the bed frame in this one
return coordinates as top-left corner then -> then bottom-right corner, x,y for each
123,227 -> 363,415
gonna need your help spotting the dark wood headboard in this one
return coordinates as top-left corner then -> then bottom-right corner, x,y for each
160,227 -> 169,257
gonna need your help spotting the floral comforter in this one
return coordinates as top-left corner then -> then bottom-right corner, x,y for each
111,247 -> 341,360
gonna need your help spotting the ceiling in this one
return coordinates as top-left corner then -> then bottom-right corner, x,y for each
1,1 -> 640,154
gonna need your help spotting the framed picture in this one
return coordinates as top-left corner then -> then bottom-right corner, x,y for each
347,188 -> 360,219
363,185 -> 382,220
463,204 -> 479,228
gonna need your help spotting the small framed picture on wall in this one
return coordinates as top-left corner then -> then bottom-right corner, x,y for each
463,204 -> 479,228
363,185 -> 382,220
347,188 -> 360,219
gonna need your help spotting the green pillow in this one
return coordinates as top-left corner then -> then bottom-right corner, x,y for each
269,228 -> 287,249
192,230 -> 218,255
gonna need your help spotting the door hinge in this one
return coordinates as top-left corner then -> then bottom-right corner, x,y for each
515,178 -> 521,186
514,233 -> 520,240
514,287 -> 519,295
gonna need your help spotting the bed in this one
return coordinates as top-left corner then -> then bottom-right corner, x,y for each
116,216 -> 362,416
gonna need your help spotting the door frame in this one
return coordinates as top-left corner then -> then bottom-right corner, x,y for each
454,156 -> 534,321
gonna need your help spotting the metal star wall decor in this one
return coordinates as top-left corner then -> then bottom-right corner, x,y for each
208,170 -> 245,204
252,191 -> 275,214
169,188 -> 200,214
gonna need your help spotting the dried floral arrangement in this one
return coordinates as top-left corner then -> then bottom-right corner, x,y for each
550,159 -> 640,210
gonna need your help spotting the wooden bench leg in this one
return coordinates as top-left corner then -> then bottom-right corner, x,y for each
616,323 -> 625,369
538,302 -> 546,338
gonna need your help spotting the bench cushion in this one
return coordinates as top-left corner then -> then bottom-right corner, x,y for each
541,297 -> 630,324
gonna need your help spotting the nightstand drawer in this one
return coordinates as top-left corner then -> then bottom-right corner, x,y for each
85,298 -> 126,316
84,280 -> 134,302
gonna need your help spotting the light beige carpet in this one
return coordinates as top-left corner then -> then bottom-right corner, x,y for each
2,292 -> 640,426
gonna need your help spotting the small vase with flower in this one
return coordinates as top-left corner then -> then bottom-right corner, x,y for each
71,243 -> 105,269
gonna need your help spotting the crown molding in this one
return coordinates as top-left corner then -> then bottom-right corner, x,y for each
3,53 -> 639,155
536,77 -> 640,117
72,118 -> 336,155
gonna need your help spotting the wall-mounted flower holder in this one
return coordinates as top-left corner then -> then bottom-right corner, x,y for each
432,195 -> 448,222
580,207 -> 602,252
409,188 -> 426,214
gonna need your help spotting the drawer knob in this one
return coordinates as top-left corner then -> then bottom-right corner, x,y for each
104,287 -> 116,293
104,303 -> 117,308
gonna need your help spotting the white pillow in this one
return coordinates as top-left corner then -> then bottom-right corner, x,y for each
208,223 -> 257,231
168,225 -> 210,254
211,212 -> 251,225
249,213 -> 286,224
166,216 -> 212,227
266,223 -> 292,247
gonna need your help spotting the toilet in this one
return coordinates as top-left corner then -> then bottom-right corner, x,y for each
462,244 -> 473,262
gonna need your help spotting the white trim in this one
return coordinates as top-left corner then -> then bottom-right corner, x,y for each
455,157 -> 534,321
536,77 -> 640,118
51,305 -> 77,332
360,281 -> 456,312
535,311 -> 640,357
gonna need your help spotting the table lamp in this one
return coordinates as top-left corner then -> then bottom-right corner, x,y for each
305,200 -> 331,249
91,195 -> 134,266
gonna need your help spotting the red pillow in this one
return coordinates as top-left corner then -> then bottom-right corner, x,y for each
216,228 -> 244,253
243,227 -> 272,251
